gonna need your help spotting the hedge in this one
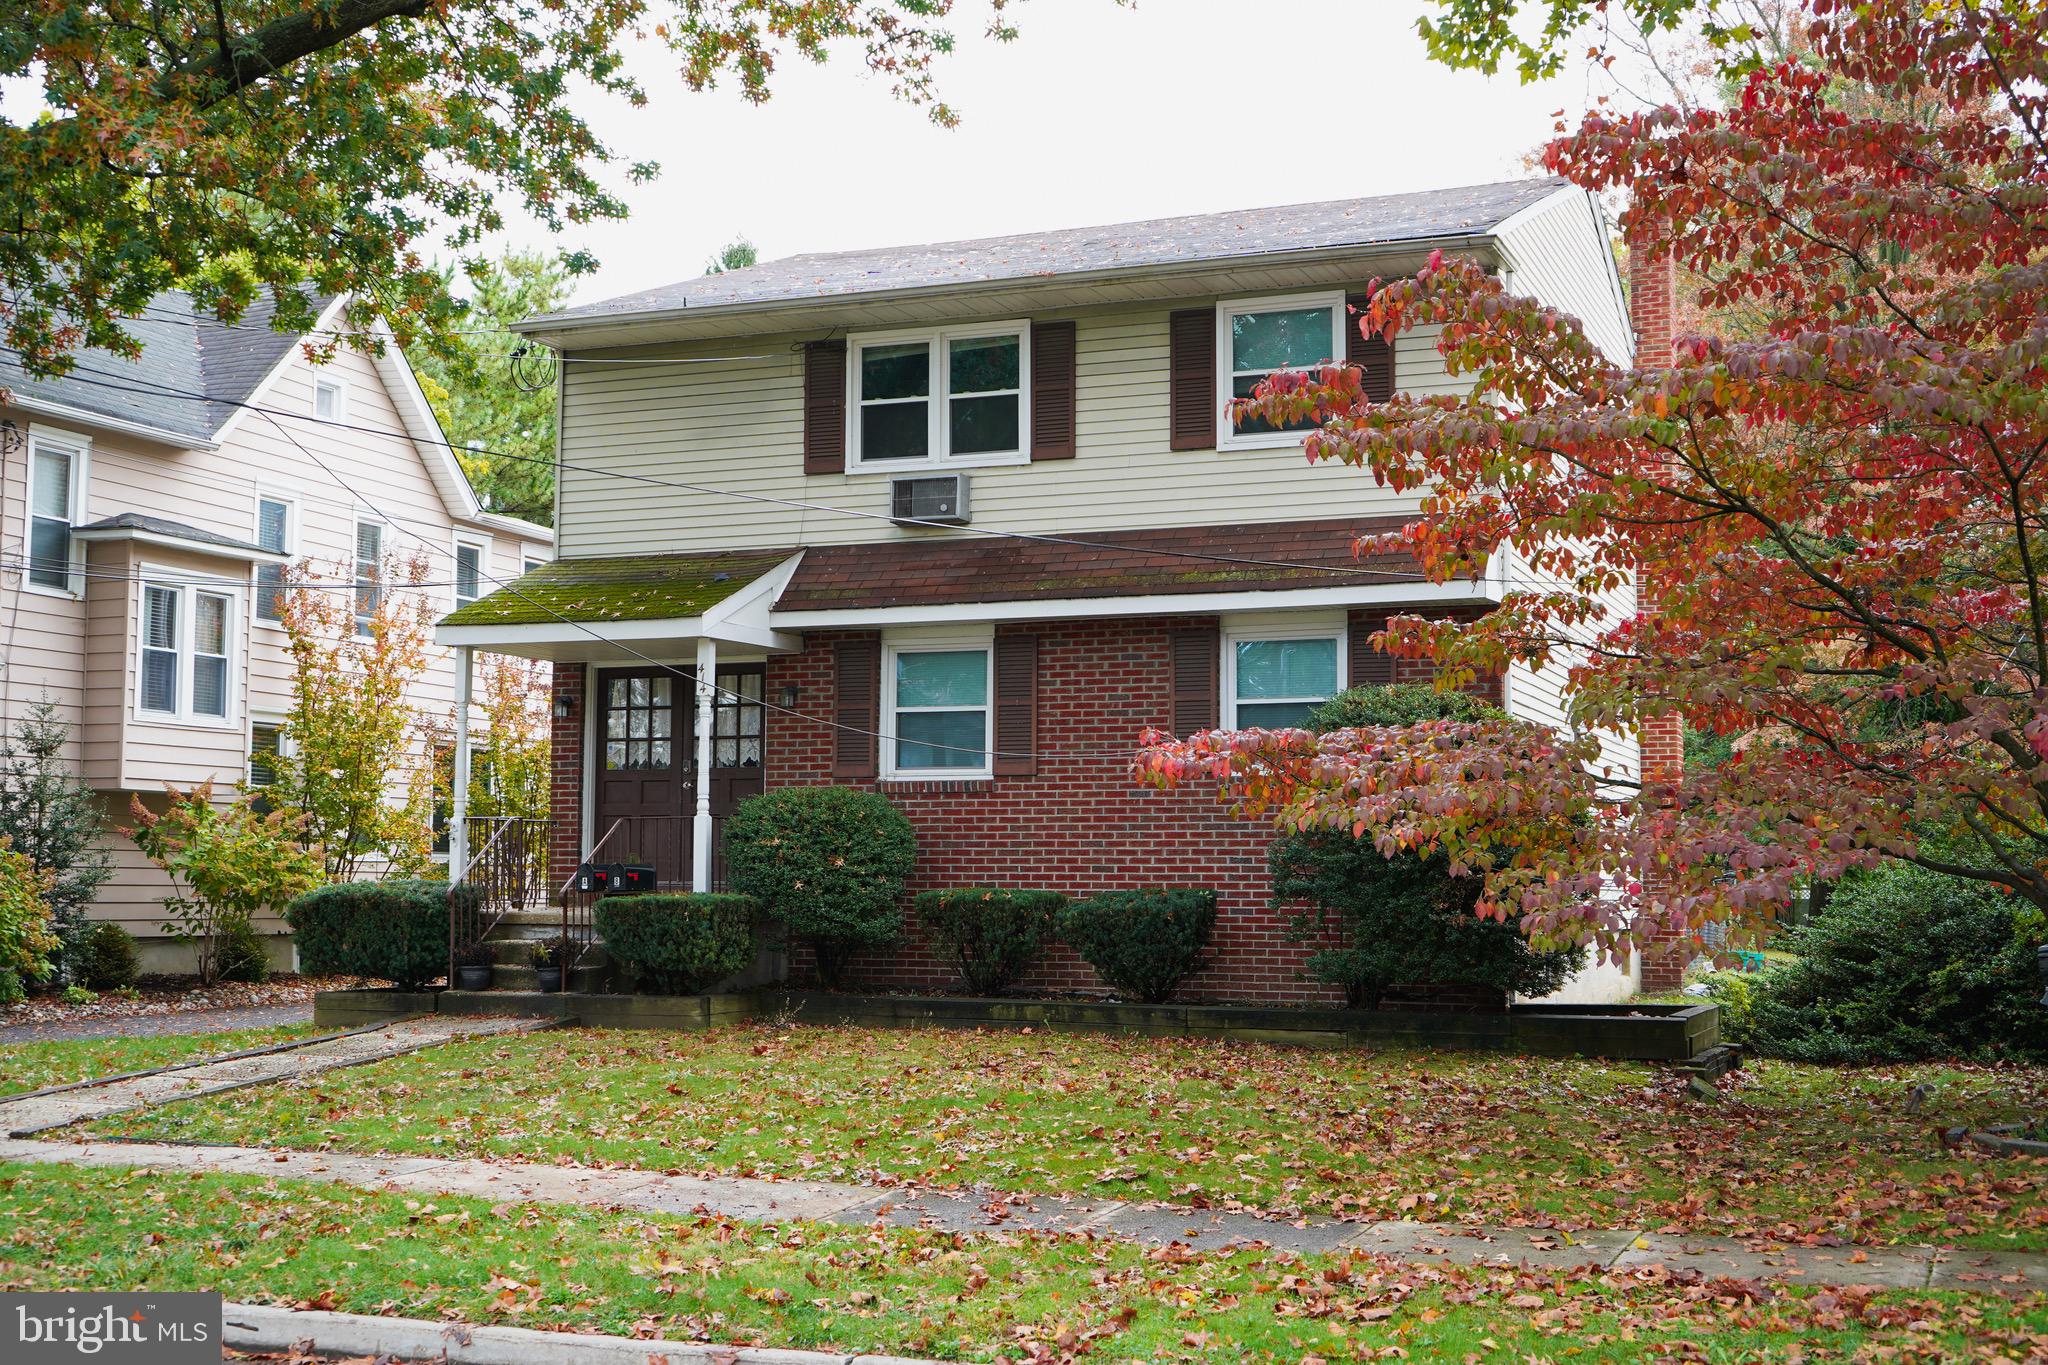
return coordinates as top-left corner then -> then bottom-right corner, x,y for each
914,887 -> 1066,995
1059,889 -> 1216,1003
725,786 -> 915,987
594,893 -> 756,994
285,879 -> 476,990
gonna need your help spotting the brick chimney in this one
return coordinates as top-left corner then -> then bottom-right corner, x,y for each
1630,243 -> 1690,992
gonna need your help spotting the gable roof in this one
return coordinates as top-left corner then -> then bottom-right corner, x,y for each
529,178 -> 1568,332
0,288 -> 323,444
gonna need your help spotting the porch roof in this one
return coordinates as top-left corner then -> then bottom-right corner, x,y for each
772,517 -> 1424,613
439,548 -> 795,627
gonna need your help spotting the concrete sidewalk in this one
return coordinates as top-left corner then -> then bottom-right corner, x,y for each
222,1301 -> 932,1365
0,1015 -> 549,1137
5,1134 -> 2040,1293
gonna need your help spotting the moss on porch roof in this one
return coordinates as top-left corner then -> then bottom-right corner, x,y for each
439,550 -> 792,627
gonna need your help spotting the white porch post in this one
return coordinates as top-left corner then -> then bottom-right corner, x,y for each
450,646 -> 474,876
692,638 -> 716,893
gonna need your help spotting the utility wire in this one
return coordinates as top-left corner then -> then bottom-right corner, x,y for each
251,409 -> 1153,765
8,352 -> 1514,588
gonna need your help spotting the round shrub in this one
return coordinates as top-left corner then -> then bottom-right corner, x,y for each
1738,860 -> 2048,1064
1058,889 -> 1216,1003
0,836 -> 56,1006
1275,683 -> 1579,1008
915,887 -> 1067,996
285,878 -> 475,990
216,917 -> 271,983
73,922 -> 141,991
1270,830 -> 1581,1009
594,893 -> 756,994
724,786 -> 915,987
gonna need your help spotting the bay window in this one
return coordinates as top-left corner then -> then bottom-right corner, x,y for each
1224,626 -> 1343,729
850,324 -> 1028,470
138,577 -> 238,724
884,640 -> 993,777
1216,293 -> 1345,450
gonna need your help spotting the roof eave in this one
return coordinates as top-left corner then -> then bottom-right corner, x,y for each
8,394 -> 217,450
514,231 -> 1510,346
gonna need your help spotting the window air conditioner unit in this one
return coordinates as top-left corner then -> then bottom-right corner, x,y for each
890,473 -> 970,527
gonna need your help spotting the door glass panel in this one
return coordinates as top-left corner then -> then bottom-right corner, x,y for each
712,670 -> 764,769
603,674 -> 676,771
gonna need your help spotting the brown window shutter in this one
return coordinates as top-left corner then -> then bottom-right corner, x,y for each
832,636 -> 879,777
1348,610 -> 1395,688
1168,624 -> 1219,734
1168,308 -> 1215,451
992,633 -> 1038,775
803,339 -> 847,474
1345,294 -> 1395,402
1029,321 -> 1076,462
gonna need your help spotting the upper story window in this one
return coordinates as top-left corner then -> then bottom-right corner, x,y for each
25,430 -> 88,595
139,577 -> 237,725
313,376 -> 347,422
523,556 -> 546,578
1216,292 -> 1344,451
1223,623 -> 1344,729
453,536 -> 487,607
849,324 -> 1028,472
353,519 -> 383,637
254,494 -> 294,624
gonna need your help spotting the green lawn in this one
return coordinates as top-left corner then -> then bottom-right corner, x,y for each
88,1024 -> 2048,1249
0,1024 -> 325,1097
1,1160 -> 2037,1363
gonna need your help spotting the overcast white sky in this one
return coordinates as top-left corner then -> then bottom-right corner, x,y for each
544,0 -> 1591,307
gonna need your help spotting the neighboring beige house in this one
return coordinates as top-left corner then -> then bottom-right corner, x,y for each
0,292 -> 552,970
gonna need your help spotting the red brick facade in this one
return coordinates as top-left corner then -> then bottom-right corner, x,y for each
544,610 -> 1509,1005
548,662 -> 586,888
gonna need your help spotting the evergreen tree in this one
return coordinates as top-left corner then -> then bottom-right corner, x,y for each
0,699 -> 112,974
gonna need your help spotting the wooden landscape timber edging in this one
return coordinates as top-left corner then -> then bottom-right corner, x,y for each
314,987 -> 1718,1061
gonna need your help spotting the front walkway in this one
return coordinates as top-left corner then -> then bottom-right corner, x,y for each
7,1133 -> 2040,1293
0,1015 -> 549,1136
0,1002 -> 313,1044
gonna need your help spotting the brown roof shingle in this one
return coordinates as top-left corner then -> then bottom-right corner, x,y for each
775,517 -> 1422,613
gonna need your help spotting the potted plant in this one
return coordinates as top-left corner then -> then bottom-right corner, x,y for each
530,935 -> 575,993
453,940 -> 495,992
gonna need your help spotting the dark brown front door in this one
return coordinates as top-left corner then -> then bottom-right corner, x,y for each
594,664 -> 768,888
594,668 -> 688,882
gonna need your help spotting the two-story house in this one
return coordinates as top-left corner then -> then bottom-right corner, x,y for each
439,177 -> 1644,1004
1,291 -> 552,971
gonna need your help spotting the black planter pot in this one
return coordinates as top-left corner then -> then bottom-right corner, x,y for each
535,967 -> 563,993
455,965 -> 493,992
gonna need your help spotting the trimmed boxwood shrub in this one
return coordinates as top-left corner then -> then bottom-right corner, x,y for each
724,786 -> 916,987
595,893 -> 756,994
285,878 -> 476,990
74,922 -> 141,991
1736,859 -> 2048,1064
1270,683 -> 1581,1009
1058,889 -> 1216,1003
914,887 -> 1066,995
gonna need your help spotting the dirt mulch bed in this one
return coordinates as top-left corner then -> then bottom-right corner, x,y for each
2,974 -> 373,1027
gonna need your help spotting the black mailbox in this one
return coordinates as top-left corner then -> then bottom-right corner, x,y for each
575,862 -> 658,895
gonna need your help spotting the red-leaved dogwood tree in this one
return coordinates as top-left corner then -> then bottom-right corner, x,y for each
1136,0 -> 2048,964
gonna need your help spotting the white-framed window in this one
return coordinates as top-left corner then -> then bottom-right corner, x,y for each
453,534 -> 489,607
24,429 -> 89,595
352,518 -> 383,637
253,493 -> 296,624
1223,617 -> 1346,729
847,323 -> 1029,471
137,575 -> 239,725
523,556 -> 546,578
883,632 -> 994,778
313,376 -> 347,422
1215,291 -> 1346,451
249,720 -> 289,788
